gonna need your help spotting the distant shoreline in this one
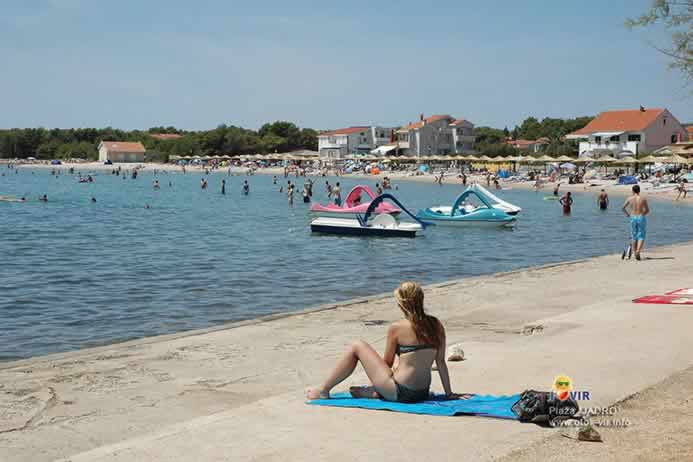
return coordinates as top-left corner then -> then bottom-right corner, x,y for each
9,160 -> 690,203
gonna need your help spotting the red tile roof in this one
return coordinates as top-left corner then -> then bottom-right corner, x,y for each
401,114 -> 453,131
320,126 -> 369,136
569,108 -> 665,136
100,141 -> 146,153
150,133 -> 182,140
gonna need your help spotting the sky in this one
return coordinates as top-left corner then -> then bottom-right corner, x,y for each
1,0 -> 691,131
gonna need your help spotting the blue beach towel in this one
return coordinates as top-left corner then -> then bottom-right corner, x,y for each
307,392 -> 520,419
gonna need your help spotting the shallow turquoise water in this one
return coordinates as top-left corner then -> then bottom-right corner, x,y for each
1,167 -> 691,361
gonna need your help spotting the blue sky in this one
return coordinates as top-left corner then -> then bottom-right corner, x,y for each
1,0 -> 690,130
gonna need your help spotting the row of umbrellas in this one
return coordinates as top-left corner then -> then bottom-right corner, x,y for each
170,153 -> 319,161
169,153 -> 693,165
345,154 -> 693,164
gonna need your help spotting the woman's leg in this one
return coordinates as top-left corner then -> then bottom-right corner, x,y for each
307,340 -> 396,400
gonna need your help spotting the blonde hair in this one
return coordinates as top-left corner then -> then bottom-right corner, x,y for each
394,281 -> 442,347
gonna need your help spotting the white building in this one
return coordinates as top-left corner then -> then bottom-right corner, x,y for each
318,126 -> 394,161
98,141 -> 146,163
566,107 -> 687,157
394,114 -> 475,157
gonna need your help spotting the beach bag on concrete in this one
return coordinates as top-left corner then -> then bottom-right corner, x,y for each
511,390 -> 579,424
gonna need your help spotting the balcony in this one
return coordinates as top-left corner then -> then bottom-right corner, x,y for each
578,141 -> 640,156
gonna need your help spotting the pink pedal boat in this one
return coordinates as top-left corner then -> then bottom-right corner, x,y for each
310,185 -> 401,218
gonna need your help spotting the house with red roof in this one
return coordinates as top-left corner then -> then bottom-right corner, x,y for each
317,126 -> 393,160
97,141 -> 146,163
394,114 -> 475,156
566,107 -> 687,157
505,137 -> 550,153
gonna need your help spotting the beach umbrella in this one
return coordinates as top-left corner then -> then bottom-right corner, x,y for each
637,155 -> 658,164
596,155 -> 616,163
536,155 -> 556,163
560,162 -> 576,170
664,154 -> 690,164
556,155 -> 575,162
617,157 -> 638,165
478,155 -> 493,162
572,157 -> 592,164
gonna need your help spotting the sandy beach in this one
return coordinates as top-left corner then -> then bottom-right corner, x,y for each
1,241 -> 693,461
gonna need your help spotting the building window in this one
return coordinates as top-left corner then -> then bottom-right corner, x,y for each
663,118 -> 667,125
671,134 -> 678,143
328,136 -> 336,143
627,134 -> 641,142
609,135 -> 620,142
594,136 -> 602,144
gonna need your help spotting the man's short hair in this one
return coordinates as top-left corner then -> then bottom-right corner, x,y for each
632,185 -> 640,194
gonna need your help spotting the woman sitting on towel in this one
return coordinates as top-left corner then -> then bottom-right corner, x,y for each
306,281 -> 455,403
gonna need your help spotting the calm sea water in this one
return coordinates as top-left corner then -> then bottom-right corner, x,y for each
1,167 -> 692,361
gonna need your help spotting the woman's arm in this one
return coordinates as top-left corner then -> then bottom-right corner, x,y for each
383,324 -> 398,368
435,325 -> 454,397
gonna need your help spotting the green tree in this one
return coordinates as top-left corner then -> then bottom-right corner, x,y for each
626,0 -> 693,80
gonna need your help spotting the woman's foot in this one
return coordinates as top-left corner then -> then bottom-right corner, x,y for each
349,386 -> 380,399
306,388 -> 329,400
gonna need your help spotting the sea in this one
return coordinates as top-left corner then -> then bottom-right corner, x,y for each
1,166 -> 692,361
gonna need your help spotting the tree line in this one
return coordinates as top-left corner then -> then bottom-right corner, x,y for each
474,115 -> 594,157
0,116 -> 596,161
0,122 -> 319,162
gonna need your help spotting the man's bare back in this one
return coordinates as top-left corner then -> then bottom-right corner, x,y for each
624,194 -> 649,217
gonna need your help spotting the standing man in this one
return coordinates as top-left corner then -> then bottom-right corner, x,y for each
622,185 -> 650,261
597,189 -> 609,210
221,179 -> 226,195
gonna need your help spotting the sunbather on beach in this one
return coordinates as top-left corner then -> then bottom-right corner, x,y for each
306,281 -> 455,403
676,180 -> 687,201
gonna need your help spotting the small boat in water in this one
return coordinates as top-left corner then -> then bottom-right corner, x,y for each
466,184 -> 521,215
310,185 -> 400,217
310,193 -> 427,237
416,187 -> 517,227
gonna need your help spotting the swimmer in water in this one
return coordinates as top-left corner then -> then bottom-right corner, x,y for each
287,181 -> 294,205
39,194 -> 48,202
273,175 -> 278,185
91,197 -> 96,203
221,179 -> 226,195
242,180 -> 249,195
153,179 -> 160,189
597,189 -> 609,210
333,182 -> 342,206
553,183 -> 560,197
559,191 -> 573,215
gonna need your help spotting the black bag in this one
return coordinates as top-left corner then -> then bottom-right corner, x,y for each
511,389 -> 579,424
